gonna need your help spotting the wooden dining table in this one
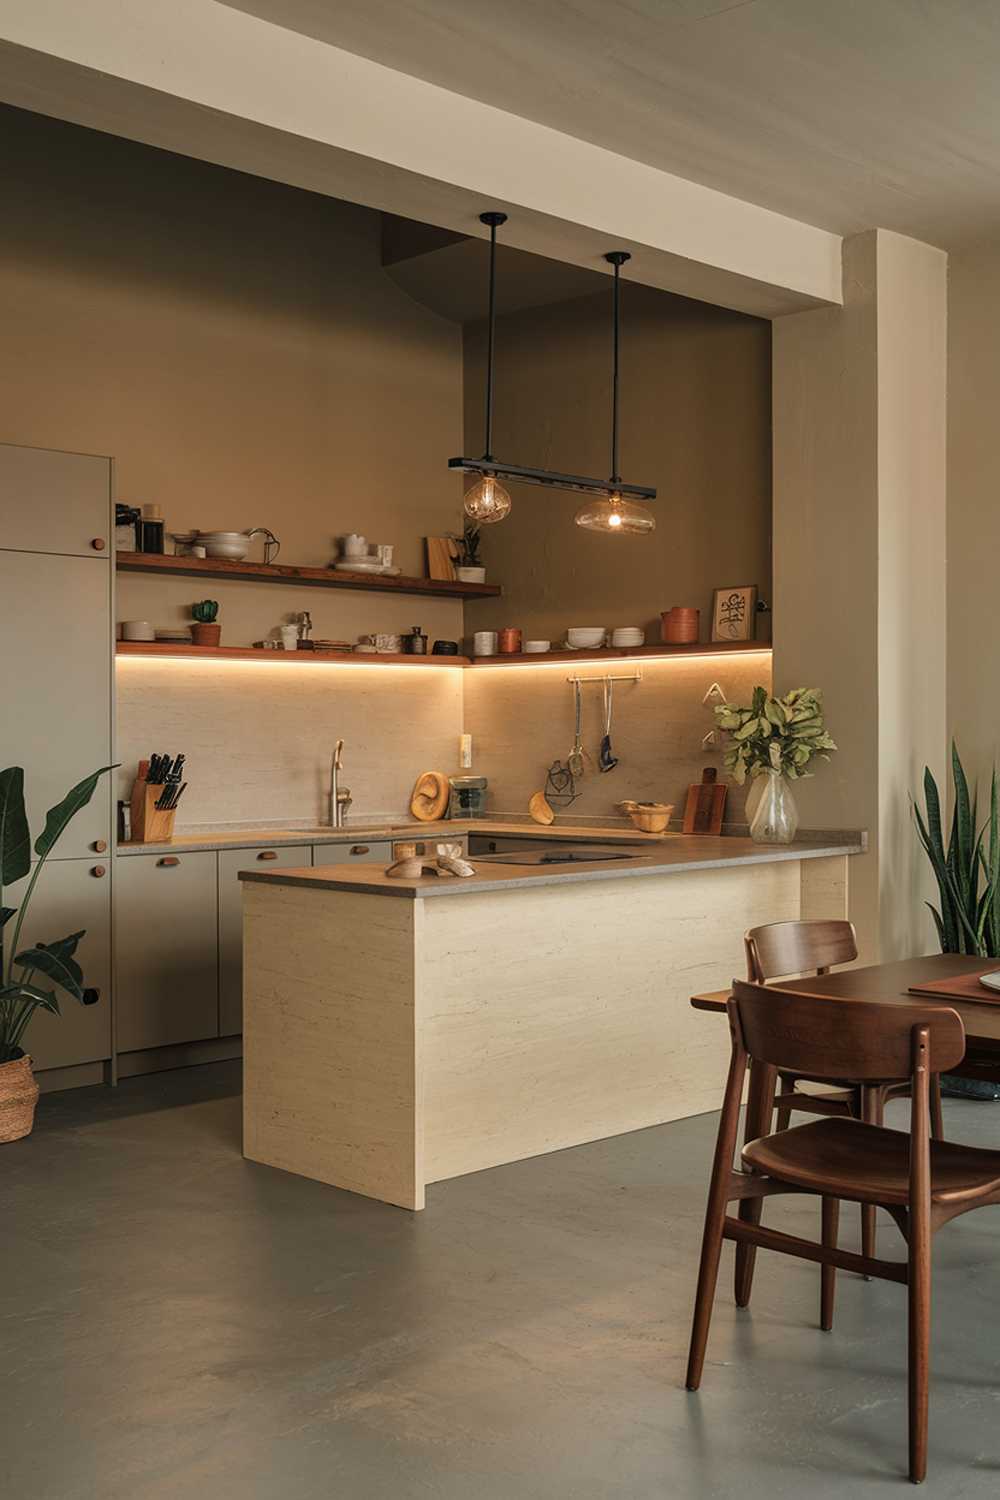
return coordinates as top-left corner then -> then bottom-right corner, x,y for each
691,954 -> 1000,1298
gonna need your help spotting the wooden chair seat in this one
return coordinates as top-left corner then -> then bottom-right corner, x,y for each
744,1116 -> 1000,1207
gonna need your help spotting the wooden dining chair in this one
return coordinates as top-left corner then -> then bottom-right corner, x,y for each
739,920 -> 944,1286
686,979 -> 1000,1483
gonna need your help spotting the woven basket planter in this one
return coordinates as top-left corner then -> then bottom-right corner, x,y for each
0,1054 -> 39,1142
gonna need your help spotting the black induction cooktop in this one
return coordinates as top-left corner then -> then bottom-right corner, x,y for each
473,845 -> 649,866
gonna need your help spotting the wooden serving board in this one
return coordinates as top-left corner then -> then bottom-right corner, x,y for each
908,966 -> 1000,1005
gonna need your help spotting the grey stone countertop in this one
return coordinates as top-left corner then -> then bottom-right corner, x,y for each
115,818 -> 682,856
237,832 -> 866,899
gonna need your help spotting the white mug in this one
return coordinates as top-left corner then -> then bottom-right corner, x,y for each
343,533 -> 367,558
279,624 -> 299,650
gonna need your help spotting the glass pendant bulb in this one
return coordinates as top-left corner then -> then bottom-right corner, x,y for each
464,472 -> 512,524
574,491 -> 656,534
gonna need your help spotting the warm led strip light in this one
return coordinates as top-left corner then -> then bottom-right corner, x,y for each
116,645 -> 772,669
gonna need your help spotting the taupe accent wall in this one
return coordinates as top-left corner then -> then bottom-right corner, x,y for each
462,283 -> 772,646
0,105 -> 465,595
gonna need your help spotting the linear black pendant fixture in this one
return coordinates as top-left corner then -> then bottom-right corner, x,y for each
449,218 -> 656,526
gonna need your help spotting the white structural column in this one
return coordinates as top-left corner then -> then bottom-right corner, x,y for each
773,230 -> 947,962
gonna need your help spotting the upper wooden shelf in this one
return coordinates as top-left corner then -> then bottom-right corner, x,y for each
115,551 -> 501,599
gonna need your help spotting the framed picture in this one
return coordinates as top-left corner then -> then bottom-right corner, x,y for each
711,585 -> 757,642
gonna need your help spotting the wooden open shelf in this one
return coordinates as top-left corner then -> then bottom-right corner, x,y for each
117,640 -> 770,668
468,641 -> 773,665
116,642 -> 471,666
116,551 -> 501,599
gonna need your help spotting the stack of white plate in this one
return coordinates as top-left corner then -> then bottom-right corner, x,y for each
155,628 -> 193,643
524,640 -> 551,654
611,626 -> 645,648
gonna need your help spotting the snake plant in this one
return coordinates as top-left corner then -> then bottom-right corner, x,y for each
914,743 -> 1000,958
0,764 -> 114,1064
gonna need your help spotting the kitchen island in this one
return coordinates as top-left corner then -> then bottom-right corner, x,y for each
241,832 -> 863,1209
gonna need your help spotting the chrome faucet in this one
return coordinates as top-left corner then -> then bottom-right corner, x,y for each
330,740 -> 352,828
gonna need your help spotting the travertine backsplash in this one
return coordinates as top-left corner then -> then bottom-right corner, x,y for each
115,651 -> 772,830
116,657 -> 465,827
462,653 -> 774,824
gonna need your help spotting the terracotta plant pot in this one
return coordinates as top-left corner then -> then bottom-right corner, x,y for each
0,1054 -> 39,1142
191,623 -> 222,647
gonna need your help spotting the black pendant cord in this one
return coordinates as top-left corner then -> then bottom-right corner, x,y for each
480,211 -> 507,462
605,251 -> 630,487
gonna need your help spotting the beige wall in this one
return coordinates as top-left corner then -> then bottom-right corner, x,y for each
462,284 -> 772,647
948,242 -> 1000,779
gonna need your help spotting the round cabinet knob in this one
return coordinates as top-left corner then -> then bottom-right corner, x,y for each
90,537 -> 106,551
91,865 -> 107,878
92,839 -> 108,853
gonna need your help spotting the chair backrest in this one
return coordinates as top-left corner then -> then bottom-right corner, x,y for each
745,919 -> 858,982
731,979 -> 966,1081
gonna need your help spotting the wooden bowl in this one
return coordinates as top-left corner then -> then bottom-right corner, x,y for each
620,800 -> 674,834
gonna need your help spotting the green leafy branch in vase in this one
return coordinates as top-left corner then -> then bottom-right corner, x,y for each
0,764 -> 115,1064
714,686 -> 837,785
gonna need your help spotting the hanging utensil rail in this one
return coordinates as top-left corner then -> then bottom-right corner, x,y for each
565,672 -> 642,685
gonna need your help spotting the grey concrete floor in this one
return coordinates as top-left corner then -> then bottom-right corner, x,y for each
4,1067 -> 1000,1498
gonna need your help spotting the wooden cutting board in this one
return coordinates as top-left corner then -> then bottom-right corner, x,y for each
682,768 -> 727,835
908,966 -> 1000,1005
425,536 -> 457,581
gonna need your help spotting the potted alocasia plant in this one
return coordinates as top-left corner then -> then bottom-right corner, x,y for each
715,686 -> 837,843
0,763 -> 113,1141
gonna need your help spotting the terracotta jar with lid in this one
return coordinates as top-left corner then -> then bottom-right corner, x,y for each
660,607 -> 700,644
498,627 -> 522,655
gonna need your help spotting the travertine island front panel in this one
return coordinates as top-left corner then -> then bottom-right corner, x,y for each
241,841 -> 856,1209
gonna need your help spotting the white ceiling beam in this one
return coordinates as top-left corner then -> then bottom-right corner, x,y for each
0,0 -> 842,316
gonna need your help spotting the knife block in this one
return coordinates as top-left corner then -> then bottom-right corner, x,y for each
128,778 -> 177,843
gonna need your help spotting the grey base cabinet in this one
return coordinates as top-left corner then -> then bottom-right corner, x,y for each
218,845 -> 310,1037
116,851 -> 219,1052
9,857 -> 112,1071
311,840 -> 393,866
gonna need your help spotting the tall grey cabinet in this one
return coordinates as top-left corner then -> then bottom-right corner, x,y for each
0,443 -> 114,1076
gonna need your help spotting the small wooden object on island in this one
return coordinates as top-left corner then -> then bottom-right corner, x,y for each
682,767 -> 727,835
386,846 -> 475,879
409,771 -> 450,822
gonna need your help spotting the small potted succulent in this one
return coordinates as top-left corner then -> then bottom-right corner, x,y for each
191,599 -> 221,646
455,524 -> 486,584
0,764 -> 112,1141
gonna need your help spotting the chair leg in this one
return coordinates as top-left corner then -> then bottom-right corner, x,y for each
860,1086 -> 880,1265
734,1060 -> 777,1308
821,1197 -> 839,1332
929,1073 -> 944,1140
908,1222 -> 931,1483
685,1172 -> 729,1390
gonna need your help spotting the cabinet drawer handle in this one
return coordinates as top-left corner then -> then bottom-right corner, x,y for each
157,856 -> 180,867
257,850 -> 278,860
350,845 -> 371,856
90,537 -> 106,551
91,865 -> 107,878
93,839 -> 108,853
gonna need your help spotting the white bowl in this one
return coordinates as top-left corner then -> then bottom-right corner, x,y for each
523,641 -> 551,653
122,620 -> 155,641
202,541 -> 250,560
197,531 -> 247,541
567,627 -> 607,647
